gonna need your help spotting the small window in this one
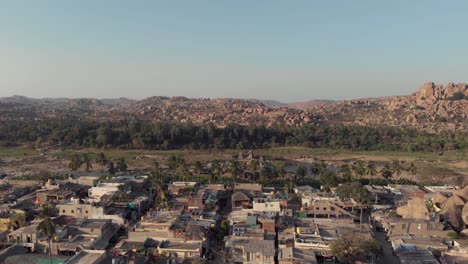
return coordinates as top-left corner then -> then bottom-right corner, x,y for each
62,210 -> 65,213
323,207 -> 327,210
91,229 -> 94,232
71,210 -> 74,213
85,210 -> 88,214
402,224 -> 406,229
316,207 -> 319,210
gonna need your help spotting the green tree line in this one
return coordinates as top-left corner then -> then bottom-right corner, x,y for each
0,119 -> 466,151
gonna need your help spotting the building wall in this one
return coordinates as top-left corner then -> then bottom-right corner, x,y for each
0,210 -> 26,231
58,203 -> 93,218
253,201 -> 281,212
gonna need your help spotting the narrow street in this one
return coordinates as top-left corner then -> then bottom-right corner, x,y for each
375,231 -> 400,264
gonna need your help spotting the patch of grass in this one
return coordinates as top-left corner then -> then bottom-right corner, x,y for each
0,147 -> 38,158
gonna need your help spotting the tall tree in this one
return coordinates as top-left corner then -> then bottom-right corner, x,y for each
309,162 -> 322,179
113,185 -> 130,203
296,165 -> 307,183
82,153 -> 93,172
95,152 -> 108,172
68,152 -> 82,171
341,164 -> 353,182
116,157 -> 127,172
408,162 -> 417,175
228,160 -> 241,181
391,160 -> 403,176
36,205 -> 56,264
277,164 -> 287,179
194,161 -> 203,175
352,160 -> 366,180
366,161 -> 378,177
380,163 -> 393,179
209,161 -> 221,184
108,161 -> 116,176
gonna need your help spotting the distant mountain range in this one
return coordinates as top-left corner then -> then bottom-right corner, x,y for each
0,82 -> 466,132
0,95 -> 136,106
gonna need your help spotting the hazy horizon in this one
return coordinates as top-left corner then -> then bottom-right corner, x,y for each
1,1 -> 467,101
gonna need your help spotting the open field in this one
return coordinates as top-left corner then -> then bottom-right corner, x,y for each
0,146 -> 466,186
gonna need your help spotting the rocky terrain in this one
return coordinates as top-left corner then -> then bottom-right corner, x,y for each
0,82 -> 466,132
104,97 -> 317,127
308,82 -> 468,132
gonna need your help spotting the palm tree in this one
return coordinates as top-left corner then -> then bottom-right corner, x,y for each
285,179 -> 295,195
193,161 -> 203,175
152,160 -> 160,172
116,157 -> 128,172
391,160 -> 403,176
366,161 -> 378,177
248,160 -> 259,183
112,185 -> 130,203
296,165 -> 307,183
354,189 -> 367,235
177,164 -> 192,182
277,164 -> 287,179
408,162 -> 417,175
209,161 -> 221,184
228,160 -> 241,180
36,205 -> 56,264
82,153 -> 93,172
95,152 -> 108,172
108,161 -> 116,176
309,162 -> 322,180
341,164 -> 353,182
352,160 -> 366,180
68,152 -> 82,171
380,163 -> 393,179
148,167 -> 166,208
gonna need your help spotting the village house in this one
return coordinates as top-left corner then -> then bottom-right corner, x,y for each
0,209 -> 26,232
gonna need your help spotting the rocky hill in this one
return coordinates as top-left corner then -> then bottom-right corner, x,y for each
104,97 -> 317,127
308,82 -> 467,132
0,82 -> 466,132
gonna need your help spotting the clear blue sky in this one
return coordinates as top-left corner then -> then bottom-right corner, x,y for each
1,1 -> 467,101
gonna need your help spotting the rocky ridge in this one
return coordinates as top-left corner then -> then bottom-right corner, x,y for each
0,82 -> 466,132
308,82 -> 467,132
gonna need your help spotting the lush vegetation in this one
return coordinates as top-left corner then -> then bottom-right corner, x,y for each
0,119 -> 466,152
330,234 -> 381,263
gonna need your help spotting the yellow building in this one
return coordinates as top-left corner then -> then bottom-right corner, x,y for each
0,209 -> 26,231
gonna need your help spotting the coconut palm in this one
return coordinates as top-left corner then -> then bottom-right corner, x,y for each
391,160 -> 403,176
408,162 -> 417,175
36,205 -> 56,264
209,161 -> 221,184
309,162 -> 322,179
354,189 -> 368,235
108,161 -> 116,176
380,163 -> 393,179
193,161 -> 203,175
285,179 -> 295,195
116,157 -> 127,172
112,185 -> 130,203
68,152 -> 82,171
277,164 -> 287,179
228,160 -> 241,180
82,153 -> 93,172
296,165 -> 307,183
366,161 -> 378,177
341,164 -> 353,182
152,160 -> 160,172
352,160 -> 366,180
95,152 -> 108,172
